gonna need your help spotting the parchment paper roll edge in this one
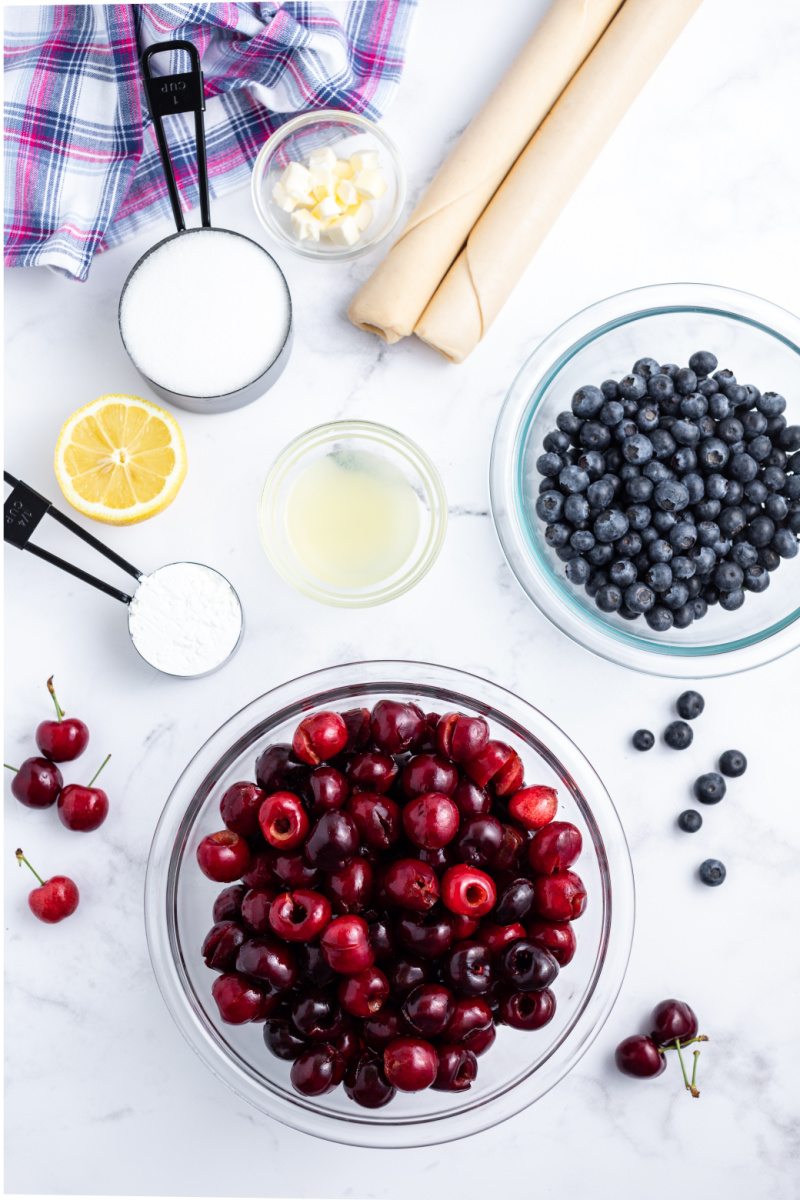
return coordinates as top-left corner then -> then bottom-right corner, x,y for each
415,0 -> 706,364
346,0 -> 623,343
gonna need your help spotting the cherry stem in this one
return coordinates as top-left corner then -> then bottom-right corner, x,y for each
47,675 -> 65,721
691,1050 -> 701,1092
4,764 -> 19,773
88,753 -> 111,788
674,1040 -> 700,1098
16,849 -> 44,886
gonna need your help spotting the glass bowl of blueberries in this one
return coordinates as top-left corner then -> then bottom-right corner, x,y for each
144,661 -> 634,1147
490,283 -> 800,676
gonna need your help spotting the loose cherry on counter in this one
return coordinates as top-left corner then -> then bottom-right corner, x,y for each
57,753 -> 111,832
35,676 -> 89,763
197,829 -> 251,882
507,785 -> 558,830
258,791 -> 309,850
292,711 -> 348,766
16,848 -> 79,923
615,1034 -> 667,1078
5,757 -> 63,809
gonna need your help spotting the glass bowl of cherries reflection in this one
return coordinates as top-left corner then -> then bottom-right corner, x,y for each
145,661 -> 633,1147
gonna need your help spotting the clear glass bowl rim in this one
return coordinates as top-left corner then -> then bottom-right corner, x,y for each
250,109 -> 407,262
489,282 -> 800,678
257,419 -> 448,607
143,659 -> 635,1148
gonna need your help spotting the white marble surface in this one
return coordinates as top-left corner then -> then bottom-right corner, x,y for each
4,0 -> 800,1195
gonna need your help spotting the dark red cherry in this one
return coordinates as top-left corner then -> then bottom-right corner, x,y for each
383,1036 -> 438,1091
341,707 -> 371,752
361,1003 -> 407,1051
220,781 -> 266,838
528,821 -> 583,875
258,791 -> 309,851
304,810 -> 359,872
508,785 -> 558,831
241,850 -> 276,889
450,777 -> 491,818
269,889 -> 331,942
370,700 -> 426,755
441,996 -> 493,1044
35,677 -> 89,763
463,740 -> 516,789
401,754 -> 458,798
492,751 -> 524,796
255,744 -> 309,795
290,987 -> 348,1041
213,883 -> 247,923
6,757 -> 63,809
320,914 -> 374,974
396,909 -> 455,959
240,885 -> 279,934
526,917 -> 577,966
211,972 -> 272,1024
344,1050 -> 396,1108
432,1044 -> 477,1092
451,913 -> 480,941
440,940 -> 493,997
197,830 -> 251,882
338,965 -> 390,1017
384,954 -> 429,1002
325,856 -> 373,913
202,921 -> 246,971
402,792 -> 460,850
466,1023 -> 496,1057
271,850 -> 320,890
650,999 -> 699,1047
475,921 -> 526,958
533,871 -> 587,921
290,1044 -> 345,1095
346,792 -> 402,849
296,942 -> 336,988
292,711 -> 348,766
346,750 -> 398,795
454,815 -> 504,868
367,916 -> 396,963
615,1035 -> 667,1078
263,1016 -> 308,1060
498,986 -> 556,1030
498,939 -> 559,992
490,823 -> 526,872
235,935 -> 298,993
441,864 -> 496,917
383,858 -> 440,911
305,765 -> 349,814
436,713 -> 489,763
402,983 -> 455,1037
494,877 -> 535,925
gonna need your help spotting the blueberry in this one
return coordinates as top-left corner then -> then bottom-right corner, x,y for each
689,350 -> 718,376
725,384 -> 749,406
744,479 -> 768,504
545,522 -> 570,548
599,400 -> 624,427
719,587 -> 745,611
671,447 -> 698,474
585,479 -> 613,510
565,556 -> 590,585
559,464 -> 590,494
718,507 -> 747,537
694,437 -> 729,472
557,411 -> 583,439
747,515 -> 775,547
766,415 -> 787,439
564,493 -> 590,525
779,424 -> 800,451
705,473 -> 729,501
707,392 -> 730,418
695,499 -> 721,521
618,373 -> 648,401
669,521 -> 697,551
660,363 -> 680,378
772,528 -> 798,558
731,541 -> 758,568
570,529 -> 596,553
788,502 -> 800,533
702,582 -> 720,604
585,569 -> 608,597
601,379 -> 620,400
616,531 -> 643,558
721,479 -> 744,506
747,433 -> 773,461
587,542 -> 615,566
654,480 -> 690,513
717,417 -> 744,445
648,538 -> 673,563
594,509 -> 629,542
664,720 -> 693,751
758,391 -> 786,416
632,729 -> 654,751
647,373 -> 674,402
692,545 -> 716,575
714,367 -> 737,389
543,430 -> 570,455
697,521 -> 720,547
556,545 -> 579,562
632,358 -> 661,379
535,491 -> 565,522
719,749 -> 747,777
767,446 -> 788,470
676,690 -> 704,720
682,473 -> 706,504
645,562 -> 672,592
693,772 -> 726,804
785,477 -> 800,501
758,546 -> 781,571
678,810 -> 702,833
680,394 -> 707,420
715,561 -> 744,591
672,603 -> 695,628
626,504 -> 652,531
645,605 -> 674,631
692,597 -> 709,620
579,422 -> 611,452
571,385 -> 604,418
649,430 -> 676,461
578,449 -> 606,479
741,410 -> 768,437
625,476 -> 654,503
672,555 -> 696,580
685,575 -> 704,598
743,564 -> 770,592
729,453 -> 758,482
609,559 -> 637,588
699,859 -> 726,887
618,605 -> 640,621
671,421 -> 701,448
624,582 -> 655,613
596,583 -> 623,612
663,582 -> 690,610
762,465 -> 787,493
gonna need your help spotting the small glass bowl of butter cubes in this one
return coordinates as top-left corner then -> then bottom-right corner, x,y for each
251,109 -> 406,261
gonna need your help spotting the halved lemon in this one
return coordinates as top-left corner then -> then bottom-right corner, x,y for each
54,394 -> 187,525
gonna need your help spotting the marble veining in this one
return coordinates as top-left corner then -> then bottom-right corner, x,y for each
4,0 -> 800,1196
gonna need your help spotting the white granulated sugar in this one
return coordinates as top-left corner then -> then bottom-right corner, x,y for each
120,229 -> 290,397
128,562 -> 242,676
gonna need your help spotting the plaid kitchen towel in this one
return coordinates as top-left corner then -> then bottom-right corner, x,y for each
4,2 -> 415,281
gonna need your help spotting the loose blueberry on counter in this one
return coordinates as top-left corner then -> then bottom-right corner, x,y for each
699,859 -> 726,886
664,720 -> 693,750
677,810 -> 703,833
676,690 -> 705,720
719,749 -> 747,777
692,771 -> 726,805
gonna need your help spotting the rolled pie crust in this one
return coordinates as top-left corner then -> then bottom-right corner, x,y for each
415,0 -> 706,363
346,0 -> 623,343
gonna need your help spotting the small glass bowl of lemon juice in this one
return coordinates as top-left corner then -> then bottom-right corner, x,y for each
258,421 -> 447,607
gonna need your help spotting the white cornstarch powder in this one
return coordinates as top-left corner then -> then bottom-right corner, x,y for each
128,562 -> 243,676
119,229 -> 290,397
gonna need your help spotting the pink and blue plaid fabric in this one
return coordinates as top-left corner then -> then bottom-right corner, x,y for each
4,2 -> 415,280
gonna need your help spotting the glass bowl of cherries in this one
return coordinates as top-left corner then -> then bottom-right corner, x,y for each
145,661 -> 633,1147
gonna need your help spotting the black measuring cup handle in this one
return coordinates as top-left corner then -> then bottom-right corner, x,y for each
141,39 -> 211,233
4,471 -> 143,605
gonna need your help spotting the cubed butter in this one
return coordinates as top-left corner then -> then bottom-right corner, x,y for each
353,200 -> 373,231
310,163 -> 336,191
335,178 -> 358,207
353,169 -> 387,201
349,150 -> 380,173
271,181 -> 298,212
280,160 -> 314,200
308,145 -> 337,170
291,208 -> 323,241
333,158 -> 354,180
312,195 -> 342,222
325,215 -> 361,247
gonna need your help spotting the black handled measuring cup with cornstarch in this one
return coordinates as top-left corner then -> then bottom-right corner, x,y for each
4,473 -> 243,677
118,40 -> 292,414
